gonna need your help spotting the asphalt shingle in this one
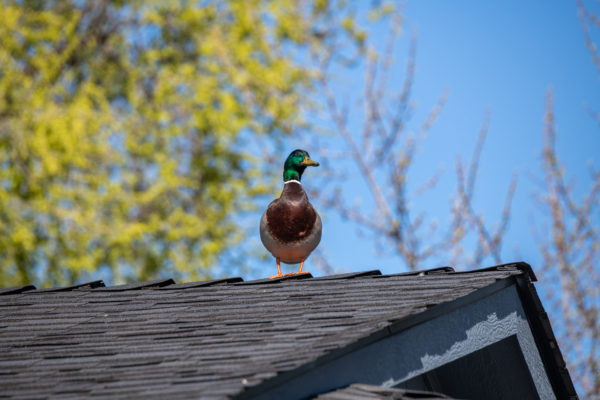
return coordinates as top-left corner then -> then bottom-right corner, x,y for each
0,263 -> 530,399
314,383 -> 456,400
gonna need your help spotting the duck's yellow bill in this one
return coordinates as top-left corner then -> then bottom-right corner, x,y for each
301,157 -> 320,167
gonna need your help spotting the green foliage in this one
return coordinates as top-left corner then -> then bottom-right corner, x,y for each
0,0 -> 362,286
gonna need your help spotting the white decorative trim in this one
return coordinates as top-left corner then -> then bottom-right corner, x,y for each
284,179 -> 302,185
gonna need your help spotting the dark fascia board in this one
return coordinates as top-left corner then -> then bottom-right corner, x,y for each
235,276 -> 518,399
0,285 -> 37,295
514,275 -> 577,399
157,277 -> 244,289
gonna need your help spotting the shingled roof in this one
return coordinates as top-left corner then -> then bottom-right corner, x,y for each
315,384 -> 454,400
0,262 -> 576,399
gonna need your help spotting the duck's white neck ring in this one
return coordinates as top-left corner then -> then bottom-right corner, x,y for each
284,179 -> 302,185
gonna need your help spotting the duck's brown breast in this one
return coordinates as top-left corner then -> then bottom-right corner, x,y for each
266,182 -> 317,243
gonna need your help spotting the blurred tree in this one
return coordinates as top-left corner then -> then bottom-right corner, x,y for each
0,0 -> 364,286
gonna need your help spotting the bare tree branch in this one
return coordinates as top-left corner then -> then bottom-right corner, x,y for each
540,88 -> 600,396
576,0 -> 600,76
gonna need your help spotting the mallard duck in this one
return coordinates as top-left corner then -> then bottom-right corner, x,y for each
260,149 -> 322,278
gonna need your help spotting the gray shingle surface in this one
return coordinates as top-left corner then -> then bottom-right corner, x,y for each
0,265 -> 528,399
314,383 -> 456,399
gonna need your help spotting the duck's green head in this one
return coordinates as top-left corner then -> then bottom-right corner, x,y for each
283,149 -> 319,182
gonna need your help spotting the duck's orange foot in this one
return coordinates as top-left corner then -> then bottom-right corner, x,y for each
268,258 -> 310,279
269,257 -> 283,279
295,259 -> 309,275
269,272 -> 296,279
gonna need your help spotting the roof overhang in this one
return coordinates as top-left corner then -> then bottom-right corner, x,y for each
236,273 -> 576,399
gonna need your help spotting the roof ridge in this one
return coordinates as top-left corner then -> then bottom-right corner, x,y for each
92,278 -> 175,291
0,262 -> 535,294
34,280 -> 106,292
0,284 -> 37,295
384,266 -> 454,277
454,261 -> 536,282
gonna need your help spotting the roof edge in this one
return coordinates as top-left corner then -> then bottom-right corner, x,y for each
514,275 -> 578,399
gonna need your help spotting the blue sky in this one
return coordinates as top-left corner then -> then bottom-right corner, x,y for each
246,1 -> 600,277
